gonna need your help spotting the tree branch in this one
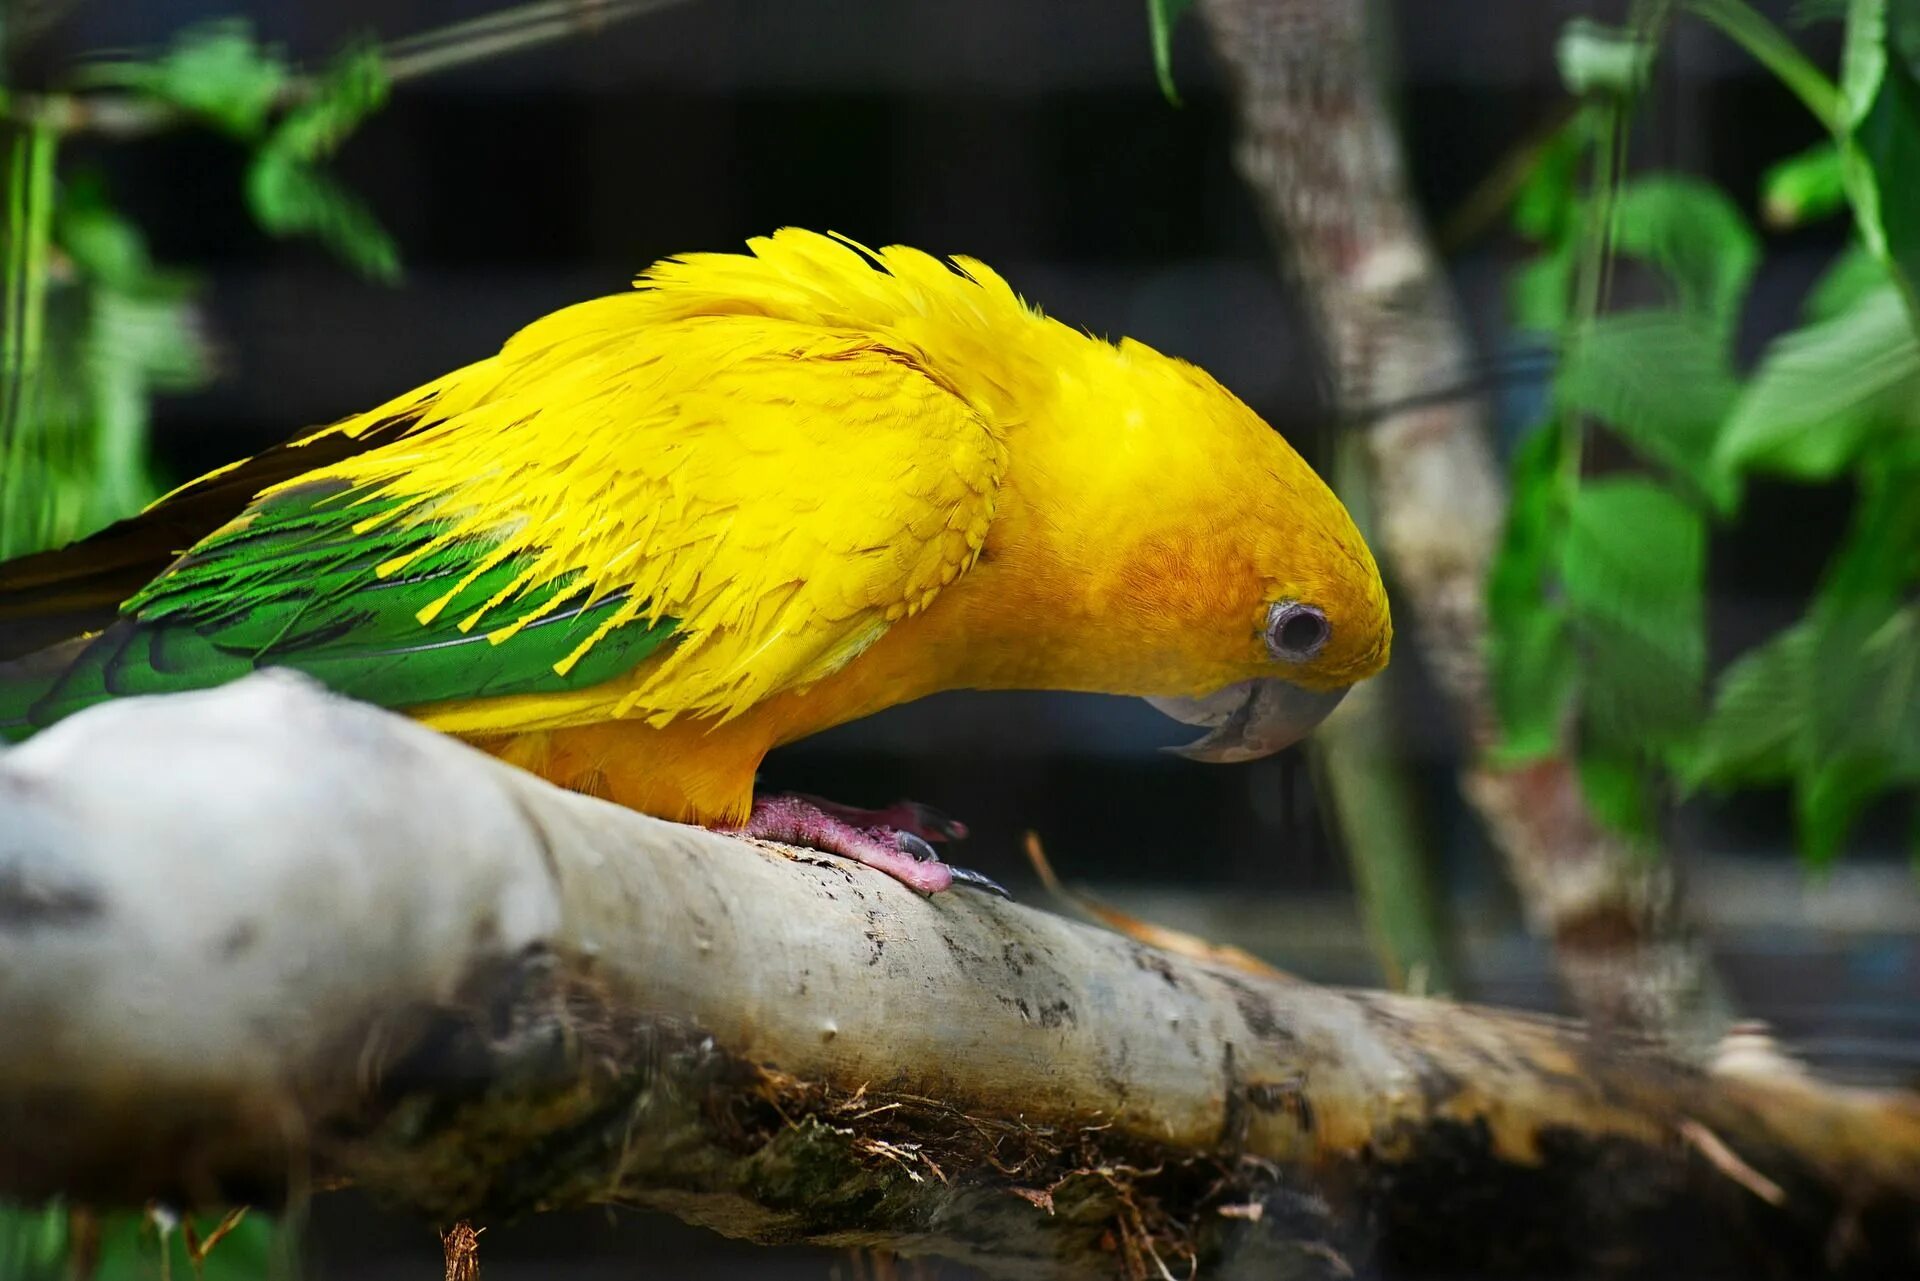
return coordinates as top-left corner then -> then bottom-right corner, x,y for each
0,674 -> 1914,1277
1195,0 -> 1730,1044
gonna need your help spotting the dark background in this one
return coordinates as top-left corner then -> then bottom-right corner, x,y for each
20,2 -> 1917,1275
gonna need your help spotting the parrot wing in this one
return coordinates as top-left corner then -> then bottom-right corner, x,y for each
7,310 -> 1007,737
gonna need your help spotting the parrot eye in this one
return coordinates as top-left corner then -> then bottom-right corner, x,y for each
1266,601 -> 1329,663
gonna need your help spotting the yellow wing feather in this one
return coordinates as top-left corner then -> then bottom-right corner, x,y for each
264,234 -> 1014,730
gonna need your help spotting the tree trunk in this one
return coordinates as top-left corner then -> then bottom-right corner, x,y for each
1195,0 -> 1728,1043
2,675 -> 1914,1278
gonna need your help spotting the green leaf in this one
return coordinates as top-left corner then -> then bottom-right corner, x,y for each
53,174 -> 152,291
1609,176 -> 1760,336
1487,423 -> 1575,761
1556,19 -> 1655,96
1562,478 -> 1707,748
1817,456 -> 1920,605
83,19 -> 289,139
1761,141 -> 1848,228
1697,459 -> 1920,860
1794,604 -> 1918,862
1854,27 -> 1920,303
1842,0 -> 1889,128
245,42 -> 398,281
1804,242 -> 1888,321
245,151 -> 400,282
1492,609 -> 1577,765
1797,753 -> 1888,866
1793,462 -> 1920,861
1555,310 -> 1740,507
0,1203 -> 68,1281
1510,239 -> 1578,333
1514,172 -> 1756,342
1894,0 -> 1920,72
273,41 -> 390,162
1147,0 -> 1195,105
1512,114 -> 1591,243
1687,622 -> 1814,789
1714,284 -> 1919,481
1691,0 -> 1843,126
1578,748 -> 1655,842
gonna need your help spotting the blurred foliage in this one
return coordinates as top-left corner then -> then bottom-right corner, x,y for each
0,172 -> 211,556
245,42 -> 397,280
0,4 -> 657,1269
82,19 -> 400,283
0,1204 -> 280,1281
0,7 -> 569,1274
1491,0 -> 1920,864
1,17 -> 399,559
80,19 -> 293,136
1145,0 -> 1194,104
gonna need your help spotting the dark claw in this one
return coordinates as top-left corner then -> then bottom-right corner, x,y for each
895,831 -> 940,863
899,801 -> 969,842
945,865 -> 1013,900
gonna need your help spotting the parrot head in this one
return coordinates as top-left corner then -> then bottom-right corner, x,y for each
1139,469 -> 1392,763
660,229 -> 1391,761
1003,331 -> 1393,763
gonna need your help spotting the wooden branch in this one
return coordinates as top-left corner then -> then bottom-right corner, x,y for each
1,674 -> 1915,1278
1194,0 -> 1730,1043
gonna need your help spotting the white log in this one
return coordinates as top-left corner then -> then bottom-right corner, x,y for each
1,673 -> 1915,1278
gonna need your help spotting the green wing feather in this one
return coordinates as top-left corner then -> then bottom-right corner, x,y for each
0,412 -> 419,662
6,481 -> 677,738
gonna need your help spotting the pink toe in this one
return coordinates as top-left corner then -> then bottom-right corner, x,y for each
866,848 -> 954,894
738,795 -> 957,894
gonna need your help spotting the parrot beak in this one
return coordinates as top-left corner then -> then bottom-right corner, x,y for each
1146,679 -> 1349,764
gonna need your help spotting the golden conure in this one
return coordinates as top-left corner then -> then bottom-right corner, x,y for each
0,229 -> 1391,893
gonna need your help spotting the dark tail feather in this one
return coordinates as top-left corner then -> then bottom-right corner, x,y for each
0,637 -> 87,741
0,414 -> 419,665
0,414 -> 421,734
0,509 -> 218,659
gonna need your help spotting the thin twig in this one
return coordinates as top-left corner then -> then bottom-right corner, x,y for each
1678,1118 -> 1787,1206
2,0 -> 696,138
382,0 -> 693,84
1436,100 -> 1581,255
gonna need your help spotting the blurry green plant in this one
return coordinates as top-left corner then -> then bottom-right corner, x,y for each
82,20 -> 403,282
1,0 -> 670,558
0,25 -> 359,1271
0,15 -> 404,1264
0,6 -> 671,1274
0,16 -> 401,560
1145,0 -> 1196,104
1,1205 -> 277,1281
1490,0 -> 1920,866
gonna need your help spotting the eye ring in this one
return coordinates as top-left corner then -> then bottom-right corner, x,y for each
1266,601 -> 1329,663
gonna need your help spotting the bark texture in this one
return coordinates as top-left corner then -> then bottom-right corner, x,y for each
1,675 -> 1915,1279
1196,0 -> 1727,1042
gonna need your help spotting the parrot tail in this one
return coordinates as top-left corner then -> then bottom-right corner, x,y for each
0,414 -> 418,740
0,508 -> 211,741
0,641 -> 85,742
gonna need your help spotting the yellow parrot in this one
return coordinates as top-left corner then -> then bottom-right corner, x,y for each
0,229 -> 1390,895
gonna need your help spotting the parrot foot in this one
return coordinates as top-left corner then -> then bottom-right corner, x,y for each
735,794 -> 1008,899
788,793 -> 969,843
